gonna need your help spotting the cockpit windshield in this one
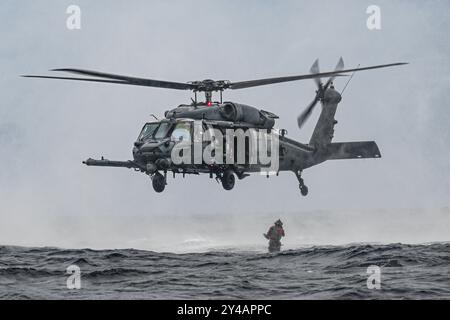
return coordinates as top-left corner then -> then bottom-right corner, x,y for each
139,123 -> 159,140
154,122 -> 172,139
139,121 -> 190,141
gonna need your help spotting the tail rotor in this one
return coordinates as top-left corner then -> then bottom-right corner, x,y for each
297,57 -> 345,129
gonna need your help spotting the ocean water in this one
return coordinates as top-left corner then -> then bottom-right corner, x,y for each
0,242 -> 449,299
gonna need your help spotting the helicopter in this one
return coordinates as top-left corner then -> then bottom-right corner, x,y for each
23,58 -> 407,195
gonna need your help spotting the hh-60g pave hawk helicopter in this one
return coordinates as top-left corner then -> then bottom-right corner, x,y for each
23,58 -> 407,195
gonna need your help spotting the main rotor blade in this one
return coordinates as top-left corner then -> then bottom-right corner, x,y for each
229,62 -> 407,90
22,75 -> 133,85
24,68 -> 196,90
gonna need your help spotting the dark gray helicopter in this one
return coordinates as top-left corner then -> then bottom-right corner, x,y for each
23,58 -> 407,195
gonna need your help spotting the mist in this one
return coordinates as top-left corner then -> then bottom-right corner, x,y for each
0,0 -> 449,251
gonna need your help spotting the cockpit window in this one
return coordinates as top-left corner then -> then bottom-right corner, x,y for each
171,122 -> 192,142
154,122 -> 172,139
139,123 -> 159,140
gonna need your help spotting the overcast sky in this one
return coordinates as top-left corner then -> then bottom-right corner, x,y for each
0,1 -> 449,249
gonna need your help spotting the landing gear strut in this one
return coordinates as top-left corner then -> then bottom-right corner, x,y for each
295,170 -> 309,196
152,172 -> 166,193
221,169 -> 235,191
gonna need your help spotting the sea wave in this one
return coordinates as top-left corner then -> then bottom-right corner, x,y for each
0,242 -> 449,299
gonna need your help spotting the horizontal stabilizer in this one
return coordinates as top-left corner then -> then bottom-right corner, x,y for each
327,142 -> 381,160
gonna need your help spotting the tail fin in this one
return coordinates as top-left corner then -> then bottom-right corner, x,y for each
327,141 -> 381,160
309,87 -> 341,146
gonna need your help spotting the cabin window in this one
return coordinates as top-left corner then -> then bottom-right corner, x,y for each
171,122 -> 192,142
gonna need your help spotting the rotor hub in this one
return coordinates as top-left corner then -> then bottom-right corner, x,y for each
190,79 -> 230,92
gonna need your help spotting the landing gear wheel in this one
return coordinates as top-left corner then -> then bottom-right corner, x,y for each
221,170 -> 235,191
299,184 -> 309,196
152,173 -> 166,193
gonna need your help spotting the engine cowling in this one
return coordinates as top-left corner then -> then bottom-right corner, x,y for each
219,103 -> 275,129
165,102 -> 276,129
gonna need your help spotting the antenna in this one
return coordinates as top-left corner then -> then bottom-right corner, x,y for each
341,64 -> 360,96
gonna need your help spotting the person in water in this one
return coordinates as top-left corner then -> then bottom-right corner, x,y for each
264,219 -> 285,252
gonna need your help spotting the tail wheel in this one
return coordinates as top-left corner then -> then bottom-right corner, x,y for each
299,184 -> 308,196
152,172 -> 166,193
221,170 -> 235,191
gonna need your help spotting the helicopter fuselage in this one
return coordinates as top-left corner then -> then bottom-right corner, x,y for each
84,89 -> 382,195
